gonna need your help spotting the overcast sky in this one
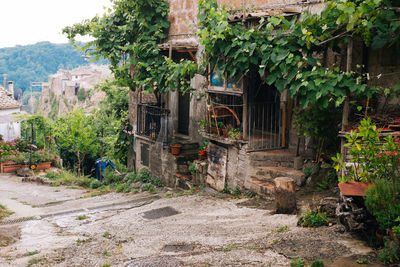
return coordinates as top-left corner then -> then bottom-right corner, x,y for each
0,0 -> 113,48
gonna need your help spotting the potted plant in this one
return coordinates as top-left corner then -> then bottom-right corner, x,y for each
198,139 -> 208,160
199,119 -> 207,133
228,128 -> 241,140
170,134 -> 182,155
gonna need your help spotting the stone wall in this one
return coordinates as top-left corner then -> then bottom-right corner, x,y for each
167,0 -> 198,39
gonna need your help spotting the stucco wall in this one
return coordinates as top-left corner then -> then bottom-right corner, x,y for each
0,108 -> 22,141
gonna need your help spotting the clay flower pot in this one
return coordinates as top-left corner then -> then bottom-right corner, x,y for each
170,144 -> 183,155
198,150 -> 207,160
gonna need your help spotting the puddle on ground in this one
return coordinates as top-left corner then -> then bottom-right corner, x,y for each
141,206 -> 180,220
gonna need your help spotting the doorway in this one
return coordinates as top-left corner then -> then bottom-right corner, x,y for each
178,91 -> 190,135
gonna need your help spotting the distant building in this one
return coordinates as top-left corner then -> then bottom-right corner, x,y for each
0,84 -> 23,141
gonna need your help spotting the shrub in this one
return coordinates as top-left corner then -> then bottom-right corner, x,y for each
90,179 -> 102,189
124,172 -> 138,184
116,183 -> 130,193
333,118 -> 400,183
365,179 -> 400,230
298,209 -> 327,227
378,239 -> 399,265
138,168 -> 153,183
290,258 -> 305,267
32,150 -> 56,163
310,260 -> 325,267
141,183 -> 155,192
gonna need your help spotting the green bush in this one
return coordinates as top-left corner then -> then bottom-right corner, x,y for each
378,239 -> 399,265
141,183 -> 155,192
189,162 -> 198,175
138,168 -> 153,183
298,210 -> 327,227
365,179 -> 400,230
233,186 -> 241,196
290,258 -> 305,267
90,179 -> 102,189
223,183 -> 231,194
77,88 -> 86,102
116,183 -> 130,193
124,172 -> 138,184
310,260 -> 325,267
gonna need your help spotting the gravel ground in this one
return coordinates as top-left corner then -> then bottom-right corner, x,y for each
0,173 -> 384,267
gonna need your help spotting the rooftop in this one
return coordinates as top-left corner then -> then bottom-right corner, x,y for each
0,87 -> 22,110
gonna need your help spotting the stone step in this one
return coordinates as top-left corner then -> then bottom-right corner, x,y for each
251,166 -> 305,186
243,178 -> 275,200
175,149 -> 199,163
174,173 -> 192,190
249,150 -> 296,168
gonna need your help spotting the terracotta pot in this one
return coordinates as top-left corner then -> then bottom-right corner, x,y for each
2,164 -> 28,173
338,181 -> 374,197
170,144 -> 183,155
36,162 -> 52,170
198,151 -> 207,160
210,126 -> 222,135
222,128 -> 229,138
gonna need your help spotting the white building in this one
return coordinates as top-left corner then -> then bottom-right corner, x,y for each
0,86 -> 23,141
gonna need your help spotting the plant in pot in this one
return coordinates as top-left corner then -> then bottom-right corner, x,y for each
199,119 -> 207,133
228,128 -> 241,140
170,134 -> 182,155
198,139 -> 208,160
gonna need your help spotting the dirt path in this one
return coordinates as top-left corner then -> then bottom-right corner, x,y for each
0,174 -> 383,266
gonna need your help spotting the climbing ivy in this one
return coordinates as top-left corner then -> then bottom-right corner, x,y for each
197,0 -> 400,108
63,0 -> 197,94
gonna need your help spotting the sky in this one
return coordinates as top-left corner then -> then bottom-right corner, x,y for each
0,0 -> 113,48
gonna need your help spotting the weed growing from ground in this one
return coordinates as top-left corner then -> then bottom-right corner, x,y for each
222,183 -> 231,194
76,215 -> 88,220
290,258 -> 305,267
246,190 -> 256,198
298,209 -> 327,227
310,259 -> 325,267
103,250 -> 111,256
233,186 -> 241,196
27,258 -> 42,267
22,250 -> 40,257
222,244 -> 240,251
277,225 -> 289,233
356,258 -> 368,264
103,232 -> 111,238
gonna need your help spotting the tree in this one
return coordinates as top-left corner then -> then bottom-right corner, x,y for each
54,109 -> 98,176
63,0 -> 197,94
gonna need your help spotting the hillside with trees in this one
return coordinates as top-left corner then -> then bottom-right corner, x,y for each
0,42 -> 107,93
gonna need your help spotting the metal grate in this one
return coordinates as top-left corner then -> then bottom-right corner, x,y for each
137,104 -> 170,143
248,101 -> 282,151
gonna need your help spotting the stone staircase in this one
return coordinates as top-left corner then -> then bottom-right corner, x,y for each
244,150 -> 305,199
173,136 -> 199,189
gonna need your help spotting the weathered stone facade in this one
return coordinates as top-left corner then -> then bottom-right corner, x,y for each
130,0 -> 400,197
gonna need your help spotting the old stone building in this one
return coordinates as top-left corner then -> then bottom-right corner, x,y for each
130,0 -> 400,197
0,82 -> 23,141
38,65 -> 112,117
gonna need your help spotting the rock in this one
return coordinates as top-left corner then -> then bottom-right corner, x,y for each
16,167 -> 34,177
130,182 -> 142,189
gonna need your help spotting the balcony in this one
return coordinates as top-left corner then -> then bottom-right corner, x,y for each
137,104 -> 170,143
